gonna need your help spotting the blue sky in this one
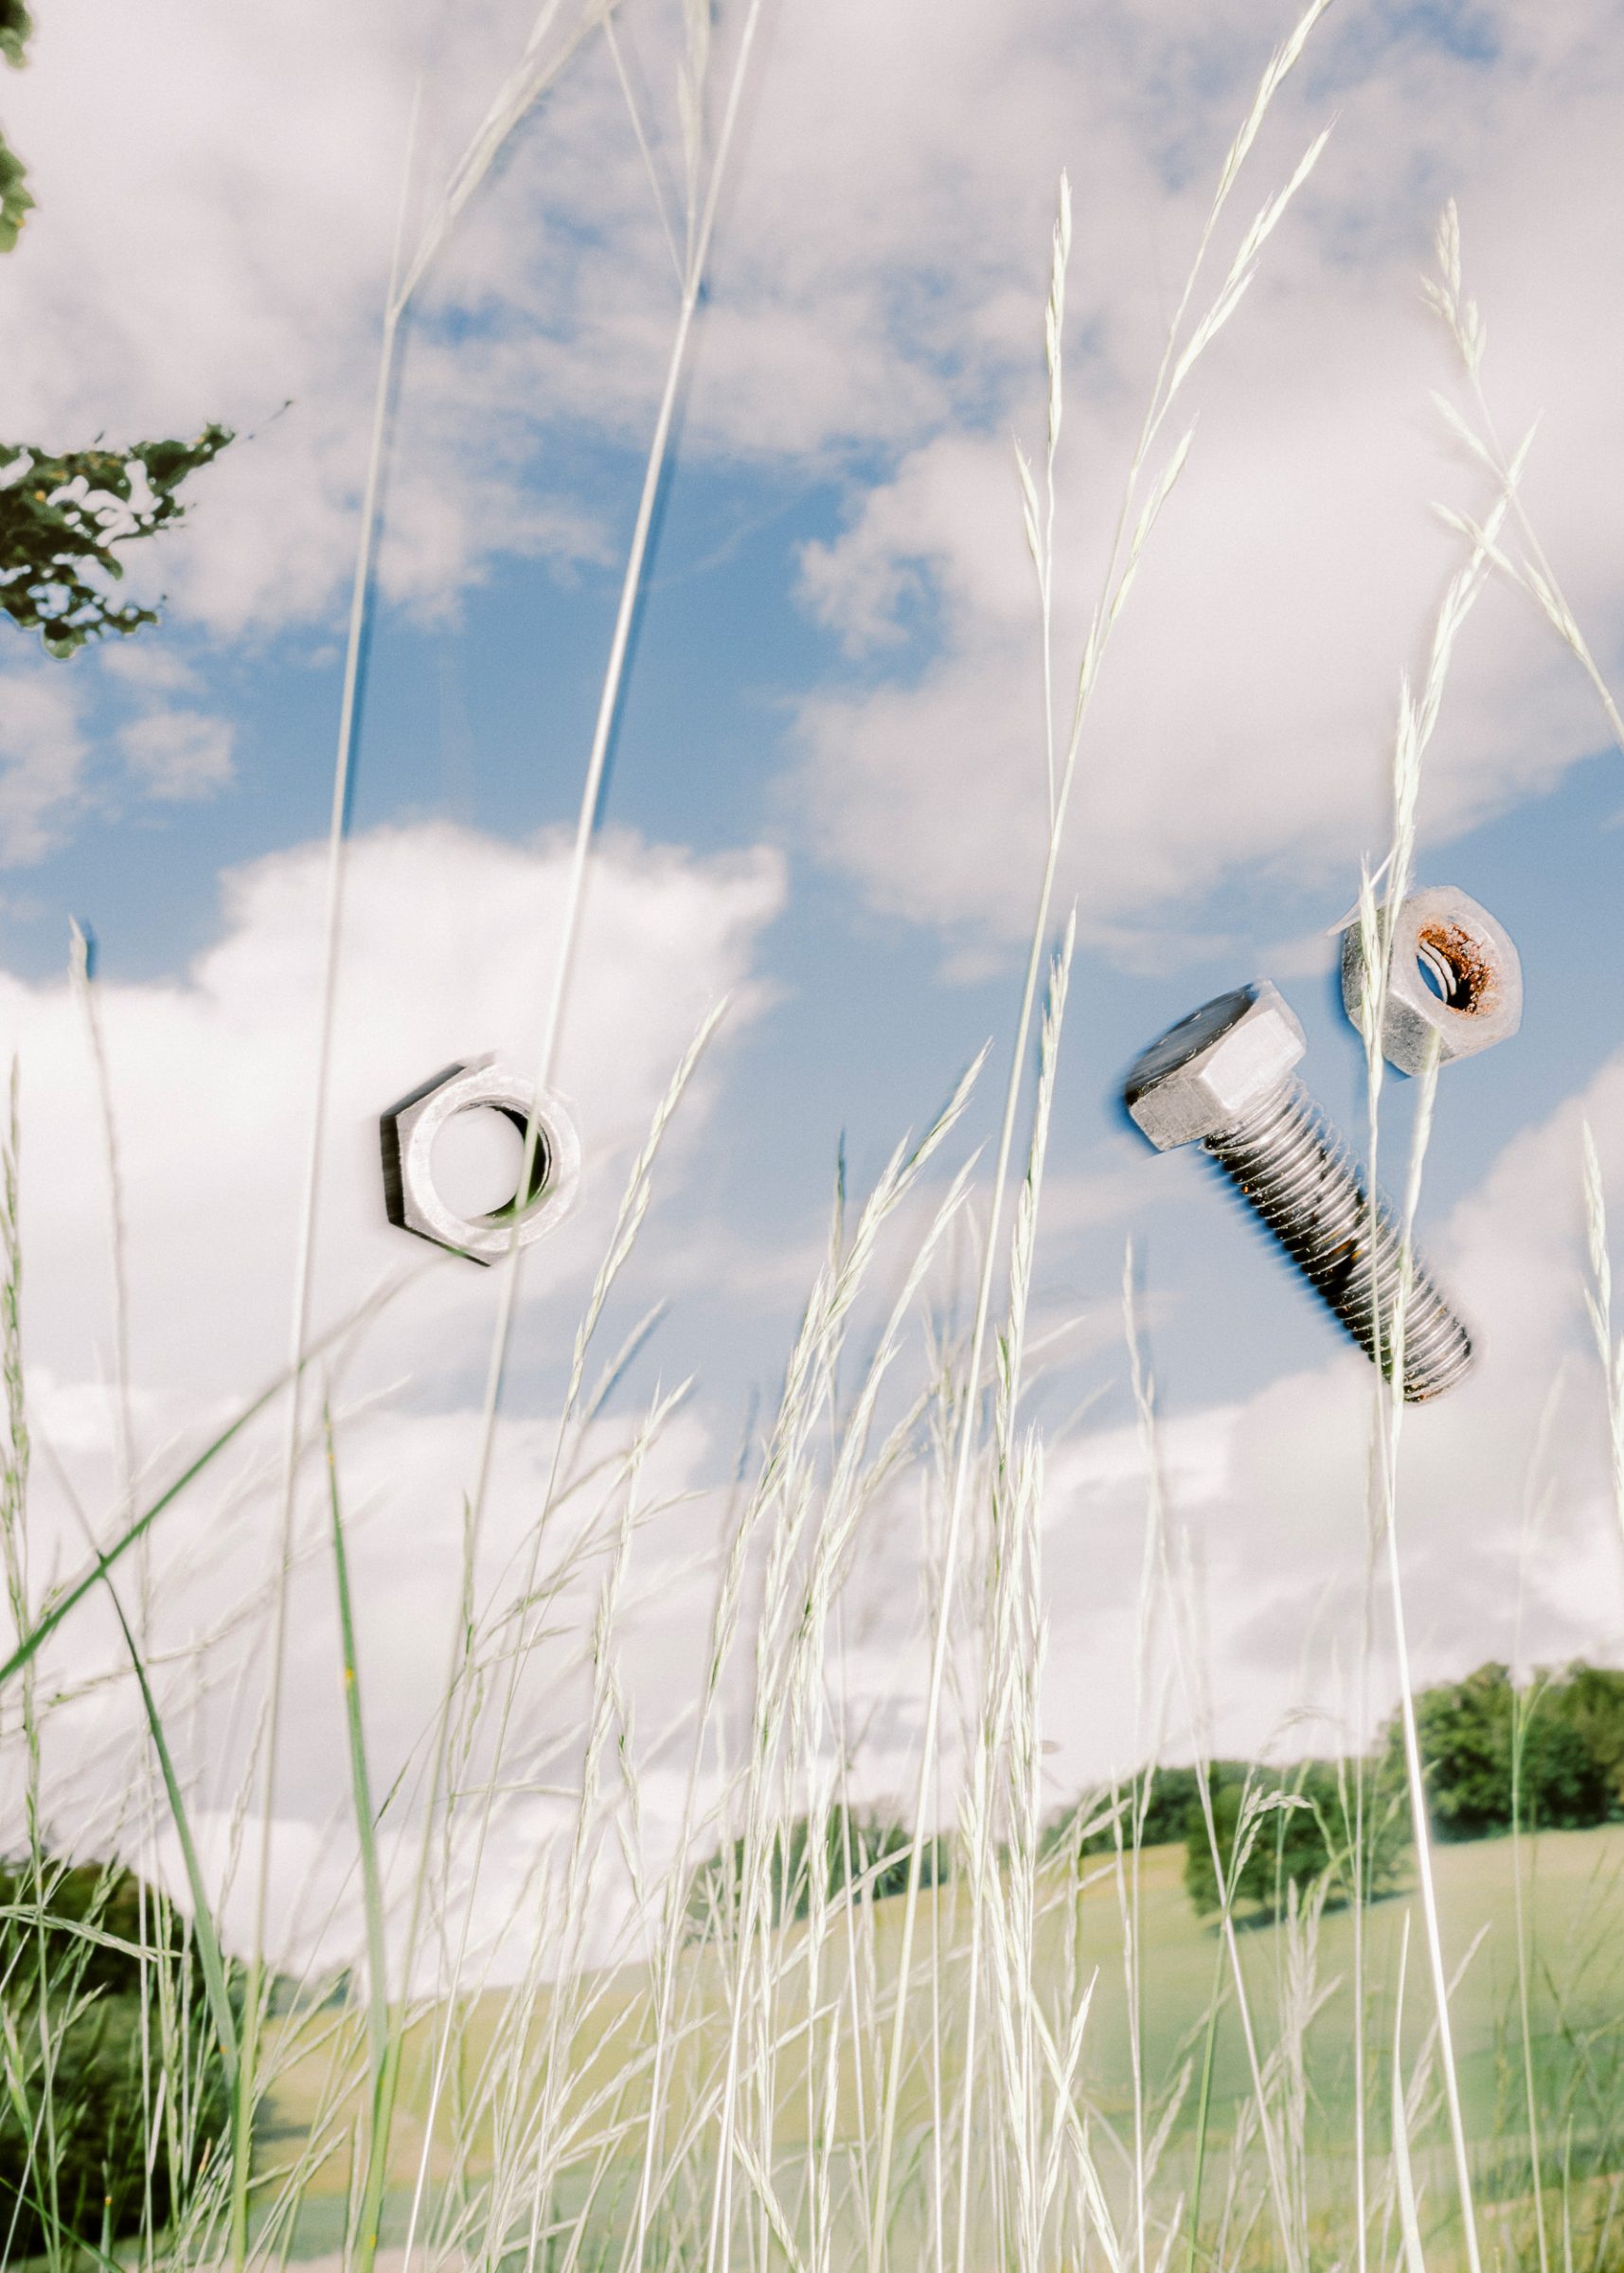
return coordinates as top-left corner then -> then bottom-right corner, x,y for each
4,0 -> 1624,1960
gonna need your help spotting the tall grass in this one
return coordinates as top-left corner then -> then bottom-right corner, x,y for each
3,7 -> 1624,2273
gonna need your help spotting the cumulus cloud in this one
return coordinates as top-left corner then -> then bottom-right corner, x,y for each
0,0 -> 636,635
786,1 -> 1624,944
0,816 -> 786,1961
13,820 -> 1621,1974
1025,1051 -> 1624,1788
7,0 -> 1622,910
6,819 -> 784,1402
0,662 -> 87,863
116,706 -> 234,798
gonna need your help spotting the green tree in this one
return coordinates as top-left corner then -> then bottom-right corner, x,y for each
1393,1662 -> 1614,1842
0,1856 -> 235,2253
684,1805 -> 949,1942
0,0 -> 31,251
1403,1662 -> 1514,1840
1549,1661 -> 1624,1811
0,430 -> 234,654
1183,1761 -> 1410,1919
1515,1692 -> 1611,1830
0,6 -> 231,653
1042,1763 -> 1218,1860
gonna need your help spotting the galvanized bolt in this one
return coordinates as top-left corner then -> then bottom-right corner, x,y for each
1122,982 -> 1472,1402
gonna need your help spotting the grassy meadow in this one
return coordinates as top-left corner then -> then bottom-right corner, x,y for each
249,1830 -> 1624,2269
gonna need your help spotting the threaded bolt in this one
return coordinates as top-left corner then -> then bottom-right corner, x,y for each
1123,982 -> 1472,1403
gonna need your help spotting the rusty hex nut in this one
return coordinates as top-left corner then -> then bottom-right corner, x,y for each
380,1056 -> 580,1264
1123,981 -> 1307,1151
1341,886 -> 1522,1077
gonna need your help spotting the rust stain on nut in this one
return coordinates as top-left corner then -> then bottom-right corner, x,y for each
1341,885 -> 1522,1076
1417,920 -> 1496,1013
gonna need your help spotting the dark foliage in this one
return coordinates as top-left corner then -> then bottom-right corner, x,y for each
0,18 -> 234,653
684,1805 -> 950,1942
0,428 -> 233,655
0,0 -> 31,251
1041,1763 -> 1230,1862
1393,1660 -> 1623,1841
0,1856 -> 234,2254
1182,1760 -> 1411,1919
1542,1661 -> 1624,1809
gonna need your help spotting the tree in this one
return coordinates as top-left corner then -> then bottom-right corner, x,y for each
0,0 -> 30,251
0,6 -> 231,653
1549,1662 -> 1624,1811
1183,1761 -> 1410,1920
1402,1662 -> 1515,1840
0,1855 -> 235,2253
684,1805 -> 950,1942
0,432 -> 234,654
1393,1661 -> 1615,1842
1042,1763 -> 1217,1860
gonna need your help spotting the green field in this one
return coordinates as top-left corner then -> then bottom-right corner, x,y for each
258,1825 -> 1624,2264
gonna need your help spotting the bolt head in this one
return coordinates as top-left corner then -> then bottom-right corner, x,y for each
1123,982 -> 1306,1152
1341,886 -> 1522,1077
380,1055 -> 580,1264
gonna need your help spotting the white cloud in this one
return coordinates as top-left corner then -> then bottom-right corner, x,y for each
0,0 -> 1581,658
116,705 -> 234,798
782,2 -> 1624,940
3,818 -> 785,1404
1028,1051 -> 1624,1787
0,816 -> 785,1961
0,662 -> 86,862
0,0 -> 634,635
3,0 -> 1618,940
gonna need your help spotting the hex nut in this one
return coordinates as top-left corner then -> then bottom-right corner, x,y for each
1122,981 -> 1306,1152
380,1055 -> 580,1264
1340,886 -> 1522,1077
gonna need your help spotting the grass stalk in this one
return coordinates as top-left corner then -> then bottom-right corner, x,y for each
235,93 -> 421,2265
871,21 -> 1332,2247
323,1410 -> 398,2273
0,1275 -> 413,1692
461,0 -> 770,1549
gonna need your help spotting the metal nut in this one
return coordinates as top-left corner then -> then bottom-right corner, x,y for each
1341,886 -> 1522,1077
380,1056 -> 580,1264
1123,981 -> 1306,1152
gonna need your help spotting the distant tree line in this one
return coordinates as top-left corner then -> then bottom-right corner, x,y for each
1397,1658 -> 1624,1838
1039,1760 -> 1412,1921
684,1662 -> 1624,1942
1041,1659 -> 1624,1923
684,1804 -> 949,1942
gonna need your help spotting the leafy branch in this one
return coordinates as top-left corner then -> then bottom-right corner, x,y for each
0,429 -> 233,654
0,9 -> 233,653
0,0 -> 33,251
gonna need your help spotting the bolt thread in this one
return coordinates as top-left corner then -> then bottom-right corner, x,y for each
1205,1079 -> 1472,1404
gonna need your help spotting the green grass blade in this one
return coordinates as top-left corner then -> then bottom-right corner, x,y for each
325,1407 -> 402,2273
99,1580 -> 239,2091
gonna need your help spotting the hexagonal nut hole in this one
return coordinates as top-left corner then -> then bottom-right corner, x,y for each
380,1055 -> 581,1264
1341,886 -> 1522,1077
1123,981 -> 1306,1151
